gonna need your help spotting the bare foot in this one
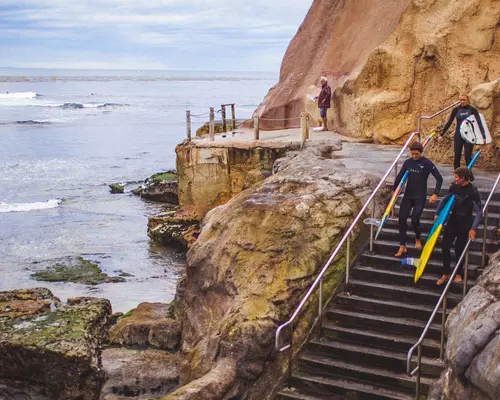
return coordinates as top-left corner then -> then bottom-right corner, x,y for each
437,275 -> 449,286
415,239 -> 422,250
395,245 -> 407,257
454,274 -> 463,283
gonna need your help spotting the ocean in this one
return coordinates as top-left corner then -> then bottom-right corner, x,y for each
0,68 -> 277,312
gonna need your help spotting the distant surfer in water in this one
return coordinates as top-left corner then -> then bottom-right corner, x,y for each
394,142 -> 443,257
435,167 -> 482,285
314,76 -> 331,131
439,94 -> 485,178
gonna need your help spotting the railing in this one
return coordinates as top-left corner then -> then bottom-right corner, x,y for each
407,171 -> 500,399
275,131 -> 419,379
417,101 -> 459,141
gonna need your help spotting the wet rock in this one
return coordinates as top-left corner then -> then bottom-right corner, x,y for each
0,290 -> 112,400
31,256 -> 125,285
100,348 -> 180,400
432,250 -> 500,399
148,210 -> 201,250
109,183 -> 125,194
0,288 -> 60,319
141,171 -> 179,204
109,302 -> 181,350
161,358 -> 236,400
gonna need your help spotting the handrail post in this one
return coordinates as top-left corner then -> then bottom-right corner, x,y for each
463,249 -> 470,297
416,344 -> 422,399
254,116 -> 260,140
231,104 -> 236,130
346,232 -> 351,286
319,278 -> 323,336
482,209 -> 489,267
221,105 -> 227,133
288,322 -> 293,385
186,110 -> 191,142
300,112 -> 308,145
209,107 -> 215,141
417,118 -> 422,142
440,295 -> 447,361
369,201 -> 376,252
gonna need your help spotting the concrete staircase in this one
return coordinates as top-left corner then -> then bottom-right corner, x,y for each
276,186 -> 499,400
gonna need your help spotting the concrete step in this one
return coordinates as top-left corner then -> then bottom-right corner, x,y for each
351,265 -> 474,295
360,252 -> 481,279
393,203 -> 499,222
298,351 -> 435,394
373,239 -> 484,265
334,293 -> 447,322
308,338 -> 444,377
347,279 -> 463,307
275,387 -> 335,400
321,320 -> 441,359
382,218 -> 489,239
377,226 -> 497,253
289,370 -> 416,400
326,308 -> 443,341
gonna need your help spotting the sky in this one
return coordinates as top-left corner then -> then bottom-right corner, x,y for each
0,0 -> 313,72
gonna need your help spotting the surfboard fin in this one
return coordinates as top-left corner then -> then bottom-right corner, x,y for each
401,257 -> 420,269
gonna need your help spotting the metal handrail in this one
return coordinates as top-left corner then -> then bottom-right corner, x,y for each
407,171 -> 500,399
275,131 -> 418,377
417,101 -> 459,141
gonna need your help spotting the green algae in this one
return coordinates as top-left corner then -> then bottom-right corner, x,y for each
109,183 -> 125,193
31,256 -> 121,285
149,171 -> 177,184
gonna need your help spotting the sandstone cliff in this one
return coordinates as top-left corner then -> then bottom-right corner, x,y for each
255,0 -> 500,169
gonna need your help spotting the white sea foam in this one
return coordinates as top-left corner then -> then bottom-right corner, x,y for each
0,199 -> 62,213
0,91 -> 37,99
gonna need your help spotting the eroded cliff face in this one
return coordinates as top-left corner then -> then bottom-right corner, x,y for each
256,0 -> 500,168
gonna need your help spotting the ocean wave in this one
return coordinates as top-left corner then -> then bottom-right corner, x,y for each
0,199 -> 62,213
16,120 -> 52,125
0,91 -> 38,99
61,102 -> 128,109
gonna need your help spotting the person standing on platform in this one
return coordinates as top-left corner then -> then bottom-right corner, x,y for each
314,76 -> 331,131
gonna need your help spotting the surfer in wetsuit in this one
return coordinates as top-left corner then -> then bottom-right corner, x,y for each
394,142 -> 443,257
439,94 -> 485,176
436,167 -> 482,285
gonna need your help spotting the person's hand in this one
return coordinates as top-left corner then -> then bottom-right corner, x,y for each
434,215 -> 438,221
429,194 -> 438,204
438,136 -> 444,143
469,229 -> 476,241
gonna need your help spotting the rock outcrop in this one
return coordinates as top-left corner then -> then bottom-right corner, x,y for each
175,141 -> 299,215
429,250 -> 500,400
109,302 -> 181,351
255,0 -> 500,169
0,289 -> 112,400
148,210 -> 201,250
164,139 -> 379,399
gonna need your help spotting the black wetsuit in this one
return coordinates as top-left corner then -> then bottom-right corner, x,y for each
437,183 -> 482,276
393,157 -> 443,245
440,105 -> 485,170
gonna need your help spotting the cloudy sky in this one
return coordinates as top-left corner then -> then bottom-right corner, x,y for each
0,0 -> 313,71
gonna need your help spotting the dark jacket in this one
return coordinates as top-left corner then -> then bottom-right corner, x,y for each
318,82 -> 331,109
440,105 -> 485,136
393,156 -> 443,199
436,183 -> 482,230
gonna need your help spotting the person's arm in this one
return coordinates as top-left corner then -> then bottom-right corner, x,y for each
471,107 -> 486,136
430,163 -> 443,195
470,200 -> 483,231
440,108 -> 458,136
392,160 -> 409,191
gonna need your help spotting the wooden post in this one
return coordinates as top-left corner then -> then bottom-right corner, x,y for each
254,116 -> 260,140
186,110 -> 191,142
231,104 -> 236,130
221,105 -> 227,133
306,113 -> 310,140
300,112 -> 308,145
209,107 -> 215,141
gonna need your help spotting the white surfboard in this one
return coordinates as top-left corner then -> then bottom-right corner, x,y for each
460,113 -> 492,145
